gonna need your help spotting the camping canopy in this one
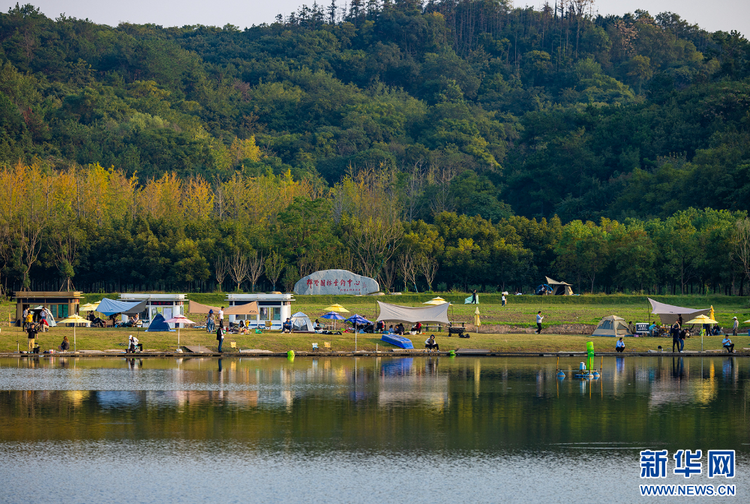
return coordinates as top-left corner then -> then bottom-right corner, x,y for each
648,298 -> 709,325
188,300 -> 259,315
376,301 -> 450,324
592,315 -> 632,337
188,300 -> 216,314
545,277 -> 574,295
97,298 -> 147,316
146,313 -> 174,332
290,312 -> 314,332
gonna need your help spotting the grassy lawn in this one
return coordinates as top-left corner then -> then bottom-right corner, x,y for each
1,293 -> 748,353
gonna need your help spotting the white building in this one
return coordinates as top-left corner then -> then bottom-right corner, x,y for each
225,293 -> 294,330
119,293 -> 186,326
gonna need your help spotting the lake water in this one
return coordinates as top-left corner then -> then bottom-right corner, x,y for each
1,355 -> 748,503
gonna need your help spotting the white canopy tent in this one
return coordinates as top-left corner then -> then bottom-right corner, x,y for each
376,301 -> 450,324
648,298 -> 709,325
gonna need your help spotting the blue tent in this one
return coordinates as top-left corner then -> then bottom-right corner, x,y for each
146,313 -> 174,332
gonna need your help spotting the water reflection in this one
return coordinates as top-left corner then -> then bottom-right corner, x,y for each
1,356 -> 749,502
0,355 -> 747,452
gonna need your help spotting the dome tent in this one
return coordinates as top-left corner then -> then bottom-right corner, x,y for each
592,315 -> 632,337
290,312 -> 314,332
146,313 -> 174,332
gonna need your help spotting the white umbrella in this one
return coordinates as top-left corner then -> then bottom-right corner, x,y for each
164,315 -> 196,348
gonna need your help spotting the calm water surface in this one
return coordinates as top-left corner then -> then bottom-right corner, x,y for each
1,355 -> 748,503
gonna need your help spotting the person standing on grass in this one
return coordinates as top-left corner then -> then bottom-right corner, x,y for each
679,328 -> 686,352
671,322 -> 681,353
732,317 -> 738,336
219,306 -> 224,328
216,325 -> 225,353
502,294 -> 506,307
536,311 -> 544,334
27,323 -> 38,353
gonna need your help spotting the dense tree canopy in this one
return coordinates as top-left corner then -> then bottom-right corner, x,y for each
1,2 -> 750,294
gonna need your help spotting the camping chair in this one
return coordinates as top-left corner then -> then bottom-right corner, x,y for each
312,342 -> 319,351
230,341 -> 237,351
265,321 -> 273,330
324,341 -> 331,351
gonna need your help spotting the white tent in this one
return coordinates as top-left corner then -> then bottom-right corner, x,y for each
376,301 -> 450,324
648,298 -> 709,325
592,315 -> 632,337
290,312 -> 314,332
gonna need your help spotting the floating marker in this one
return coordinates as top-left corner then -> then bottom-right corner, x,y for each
586,342 -> 595,373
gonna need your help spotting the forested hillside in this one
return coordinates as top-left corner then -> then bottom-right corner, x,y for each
1,2 -> 750,295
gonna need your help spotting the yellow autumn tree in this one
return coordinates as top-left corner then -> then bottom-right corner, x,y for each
182,176 -> 214,221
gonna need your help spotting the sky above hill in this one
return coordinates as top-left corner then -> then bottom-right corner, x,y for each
16,1 -> 749,37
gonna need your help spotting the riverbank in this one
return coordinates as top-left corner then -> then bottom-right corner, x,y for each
1,324 -> 747,355
2,348 -> 746,359
2,295 -> 748,354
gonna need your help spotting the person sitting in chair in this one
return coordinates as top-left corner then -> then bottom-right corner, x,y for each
425,334 -> 439,351
128,334 -> 143,353
722,335 -> 735,353
615,337 -> 625,353
282,318 -> 292,333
